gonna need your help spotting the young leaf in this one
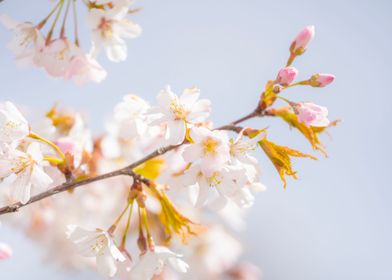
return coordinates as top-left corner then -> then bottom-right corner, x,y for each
258,138 -> 317,188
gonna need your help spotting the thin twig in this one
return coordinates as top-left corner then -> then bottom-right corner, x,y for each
0,107 -> 264,216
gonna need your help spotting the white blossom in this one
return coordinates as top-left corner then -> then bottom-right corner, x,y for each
0,101 -> 29,143
114,94 -> 150,139
129,246 -> 188,280
0,15 -> 44,67
148,86 -> 211,145
66,225 -> 126,277
87,6 -> 142,62
182,126 -> 230,177
0,142 -> 53,204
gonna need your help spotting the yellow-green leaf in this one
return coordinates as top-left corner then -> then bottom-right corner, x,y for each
134,158 -> 165,180
259,138 -> 317,188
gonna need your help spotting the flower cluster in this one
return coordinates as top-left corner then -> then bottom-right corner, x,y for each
0,23 -> 337,280
0,0 -> 141,84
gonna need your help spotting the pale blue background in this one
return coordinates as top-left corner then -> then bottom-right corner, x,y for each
1,0 -> 391,279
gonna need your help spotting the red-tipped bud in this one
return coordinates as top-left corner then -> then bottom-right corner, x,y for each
290,26 -> 315,55
309,73 -> 335,87
0,243 -> 12,260
277,67 -> 299,86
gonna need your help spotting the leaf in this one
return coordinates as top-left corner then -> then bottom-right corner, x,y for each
150,186 -> 203,243
259,138 -> 317,188
134,158 -> 165,180
273,107 -> 335,156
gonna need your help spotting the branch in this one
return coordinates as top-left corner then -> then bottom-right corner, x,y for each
0,108 -> 264,216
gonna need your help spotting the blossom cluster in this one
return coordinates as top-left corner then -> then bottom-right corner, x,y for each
0,0 -> 141,84
0,21 -> 337,280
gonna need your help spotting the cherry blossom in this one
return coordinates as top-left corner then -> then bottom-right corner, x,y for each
129,246 -> 188,280
0,222 -> 12,261
0,17 -> 337,279
0,242 -> 12,260
87,6 -> 142,62
65,53 -> 107,84
295,102 -> 330,127
0,142 -> 53,204
114,94 -> 151,139
0,15 -> 44,67
148,86 -> 211,145
183,127 -> 229,176
0,101 -> 29,143
66,225 -> 126,277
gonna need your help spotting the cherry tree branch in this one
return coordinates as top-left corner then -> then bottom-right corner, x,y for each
0,107 -> 264,216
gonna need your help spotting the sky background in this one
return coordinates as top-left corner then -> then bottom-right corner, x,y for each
1,0 -> 392,279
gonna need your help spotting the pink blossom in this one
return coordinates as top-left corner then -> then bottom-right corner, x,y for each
0,243 -> 12,260
65,54 -> 107,84
310,73 -> 335,87
54,137 -> 77,155
35,38 -> 76,78
295,102 -> 329,127
277,67 -> 298,86
290,25 -> 315,54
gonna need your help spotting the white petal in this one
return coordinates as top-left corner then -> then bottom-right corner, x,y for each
179,87 -> 200,107
96,248 -> 118,277
0,14 -> 18,29
182,144 -> 202,163
167,120 -> 186,145
195,180 -> 210,207
26,142 -> 43,162
168,257 -> 189,273
157,86 -> 175,109
0,159 -> 13,178
106,42 -> 127,62
187,99 -> 211,122
30,165 -> 53,190
116,19 -> 142,38
12,170 -> 32,204
109,243 -> 126,262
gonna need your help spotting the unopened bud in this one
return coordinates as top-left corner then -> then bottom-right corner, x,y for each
290,25 -> 315,55
276,67 -> 298,86
309,73 -> 335,87
0,243 -> 12,260
54,137 -> 76,155
137,231 -> 147,253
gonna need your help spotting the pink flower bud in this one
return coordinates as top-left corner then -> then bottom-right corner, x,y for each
277,67 -> 299,86
295,102 -> 329,127
310,73 -> 335,87
54,137 -> 76,155
0,243 -> 12,260
290,26 -> 315,54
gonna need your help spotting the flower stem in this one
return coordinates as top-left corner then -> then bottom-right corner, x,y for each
72,0 -> 80,46
60,0 -> 72,38
120,199 -> 134,248
36,0 -> 63,30
46,0 -> 65,44
141,207 -> 154,250
109,203 -> 131,234
29,132 -> 65,161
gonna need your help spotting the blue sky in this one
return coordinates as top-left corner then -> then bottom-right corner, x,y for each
0,0 -> 391,279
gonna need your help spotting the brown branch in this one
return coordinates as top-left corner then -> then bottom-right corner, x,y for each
0,107 -> 264,216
